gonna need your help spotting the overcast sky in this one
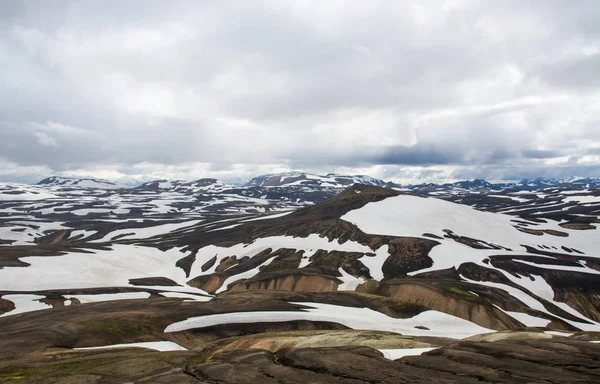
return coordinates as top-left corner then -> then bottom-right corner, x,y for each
1,0 -> 600,184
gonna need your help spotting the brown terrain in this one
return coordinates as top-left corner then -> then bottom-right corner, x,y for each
1,293 -> 599,383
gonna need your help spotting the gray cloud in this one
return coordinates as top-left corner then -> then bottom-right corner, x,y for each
368,145 -> 462,166
520,149 -> 564,159
0,0 -> 599,184
533,53 -> 600,89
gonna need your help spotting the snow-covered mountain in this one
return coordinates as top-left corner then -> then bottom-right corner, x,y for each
517,177 -> 600,189
246,172 -> 386,188
6,173 -> 597,226
446,179 -> 512,190
135,178 -> 229,193
37,176 -> 123,189
33,174 -> 600,195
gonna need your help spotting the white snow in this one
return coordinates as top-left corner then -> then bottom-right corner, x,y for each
0,294 -> 52,317
406,241 -> 501,277
112,208 -> 131,215
165,302 -> 493,339
0,185 -> 58,201
65,292 -> 151,304
544,331 -> 573,337
337,268 -> 365,291
357,245 -> 390,281
90,220 -> 201,242
503,273 -> 555,302
208,223 -> 241,232
70,230 -> 98,239
488,194 -> 529,203
560,190 -> 592,195
343,195 -> 565,252
515,259 -> 600,275
298,254 -> 314,269
74,341 -> 187,352
0,245 -> 207,296
563,195 -> 600,204
505,311 -> 550,327
72,208 -> 111,216
0,220 -> 68,245
0,227 -> 37,245
378,348 -> 437,360
42,177 -> 122,190
240,211 -> 294,222
159,292 -> 212,301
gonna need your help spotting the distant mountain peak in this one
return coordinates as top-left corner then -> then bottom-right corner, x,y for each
36,176 -> 121,189
517,176 -> 600,187
134,178 -> 226,192
246,172 -> 386,188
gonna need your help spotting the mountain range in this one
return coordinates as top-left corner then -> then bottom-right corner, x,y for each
0,174 -> 599,382
35,172 -> 600,191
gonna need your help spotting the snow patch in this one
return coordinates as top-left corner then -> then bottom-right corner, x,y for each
165,301 -> 493,339
378,347 -> 437,360
74,341 -> 187,352
0,294 -> 52,317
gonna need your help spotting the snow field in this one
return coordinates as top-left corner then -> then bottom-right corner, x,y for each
165,301 -> 493,339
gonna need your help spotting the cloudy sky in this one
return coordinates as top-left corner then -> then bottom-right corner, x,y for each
1,0 -> 600,184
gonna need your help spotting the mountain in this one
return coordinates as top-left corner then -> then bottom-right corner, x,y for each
37,176 -> 122,189
34,173 -> 600,195
446,179 -> 512,190
1,180 -> 599,382
134,178 -> 227,192
246,172 -> 386,188
517,177 -> 600,189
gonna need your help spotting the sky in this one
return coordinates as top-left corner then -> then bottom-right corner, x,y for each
1,0 -> 600,185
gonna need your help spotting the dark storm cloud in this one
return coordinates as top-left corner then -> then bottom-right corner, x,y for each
0,0 -> 599,183
371,145 -> 462,166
